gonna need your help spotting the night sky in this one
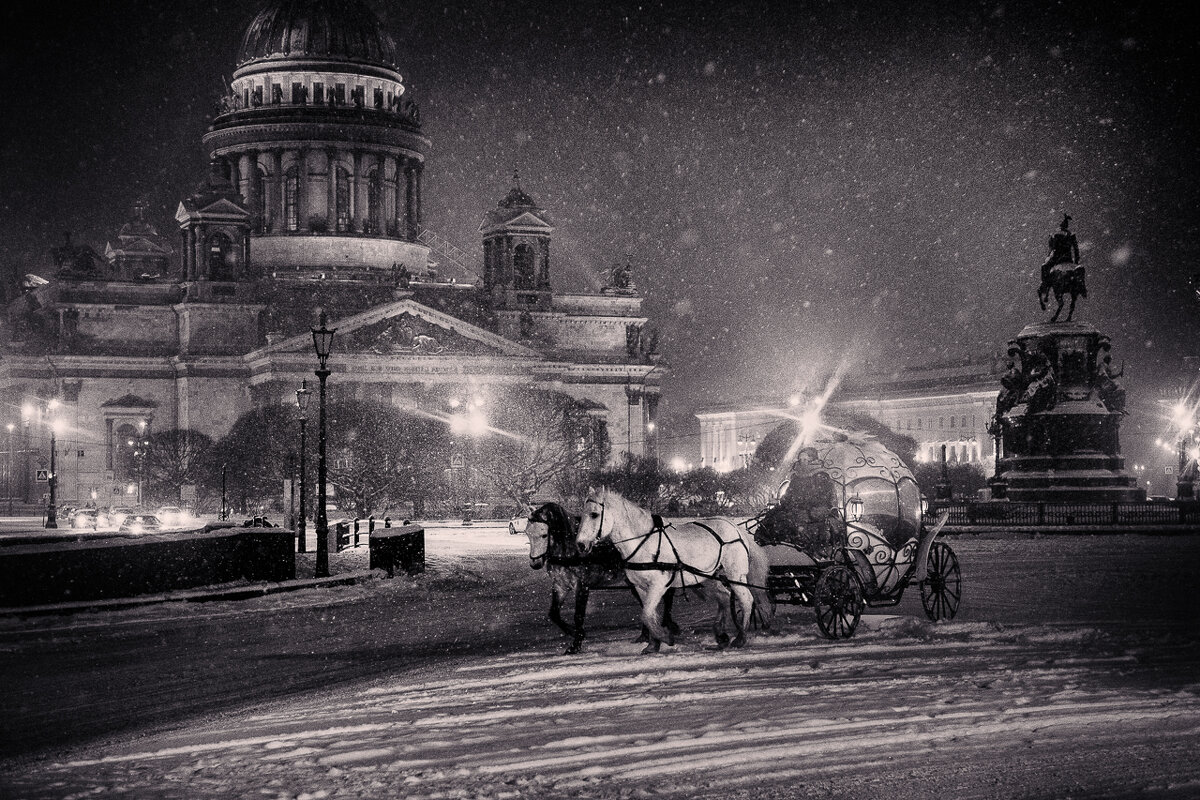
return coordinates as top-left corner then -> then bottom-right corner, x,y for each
2,0 -> 1199,474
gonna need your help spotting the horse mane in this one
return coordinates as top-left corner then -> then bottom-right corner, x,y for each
594,487 -> 653,534
536,502 -> 580,559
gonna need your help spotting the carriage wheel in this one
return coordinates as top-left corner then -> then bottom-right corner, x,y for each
814,565 -> 863,640
920,541 -> 961,622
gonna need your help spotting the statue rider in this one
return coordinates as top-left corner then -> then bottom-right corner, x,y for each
1041,213 -> 1079,286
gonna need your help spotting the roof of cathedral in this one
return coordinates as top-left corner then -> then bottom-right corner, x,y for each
236,0 -> 399,70
482,174 -> 554,229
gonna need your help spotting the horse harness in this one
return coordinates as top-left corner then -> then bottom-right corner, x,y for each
589,499 -> 749,588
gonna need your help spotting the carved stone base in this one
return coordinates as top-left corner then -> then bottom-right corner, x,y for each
992,322 -> 1144,503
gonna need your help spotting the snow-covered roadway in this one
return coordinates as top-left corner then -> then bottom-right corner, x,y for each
2,528 -> 1199,799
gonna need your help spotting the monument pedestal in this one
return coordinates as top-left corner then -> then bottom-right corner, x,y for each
993,321 -> 1144,503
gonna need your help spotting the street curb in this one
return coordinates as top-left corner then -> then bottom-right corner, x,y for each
0,570 -> 379,617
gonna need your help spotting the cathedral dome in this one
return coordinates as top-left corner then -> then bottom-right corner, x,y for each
236,0 -> 399,70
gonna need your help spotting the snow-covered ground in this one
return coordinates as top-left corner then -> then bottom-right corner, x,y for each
2,525 -> 1199,799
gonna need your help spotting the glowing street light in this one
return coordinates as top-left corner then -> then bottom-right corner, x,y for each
311,311 -> 336,578
296,379 -> 311,554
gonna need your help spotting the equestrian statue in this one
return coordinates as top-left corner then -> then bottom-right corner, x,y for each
1037,213 -> 1086,322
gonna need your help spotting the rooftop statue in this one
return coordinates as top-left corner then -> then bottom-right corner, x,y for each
1037,213 -> 1087,322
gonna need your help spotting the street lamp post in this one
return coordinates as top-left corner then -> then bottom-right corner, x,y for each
220,462 -> 228,520
311,312 -> 336,578
296,379 -> 311,554
45,400 -> 61,529
5,423 -> 13,515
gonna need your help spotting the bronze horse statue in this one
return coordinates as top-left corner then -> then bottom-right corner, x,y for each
1037,214 -> 1086,322
524,502 -> 676,654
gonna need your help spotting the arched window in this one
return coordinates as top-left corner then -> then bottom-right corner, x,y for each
336,166 -> 351,232
208,231 -> 234,281
514,243 -> 535,289
252,166 -> 267,233
284,166 -> 299,231
366,168 -> 381,234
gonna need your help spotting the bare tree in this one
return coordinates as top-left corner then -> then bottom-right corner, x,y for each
143,429 -> 214,502
474,389 -> 610,507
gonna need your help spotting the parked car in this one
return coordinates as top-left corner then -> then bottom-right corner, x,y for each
118,514 -> 162,534
70,509 -> 109,530
107,507 -> 137,528
156,506 -> 185,527
509,514 -> 530,536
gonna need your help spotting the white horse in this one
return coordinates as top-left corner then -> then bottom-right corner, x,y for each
575,487 -> 773,654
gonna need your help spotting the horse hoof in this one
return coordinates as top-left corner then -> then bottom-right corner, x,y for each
633,632 -> 649,643
715,634 -> 730,649
564,643 -> 582,655
732,635 -> 747,648
640,643 -> 660,655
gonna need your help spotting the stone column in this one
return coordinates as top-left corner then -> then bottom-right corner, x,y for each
404,160 -> 415,239
326,147 -> 338,232
229,156 -> 240,198
271,149 -> 284,233
296,147 -> 308,231
182,229 -> 193,281
195,229 -> 208,281
539,237 -> 551,288
244,150 -> 260,231
237,152 -> 252,206
414,161 -> 423,233
400,154 -> 410,237
352,150 -> 364,233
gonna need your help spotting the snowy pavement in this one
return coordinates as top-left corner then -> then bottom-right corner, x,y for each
2,527 -> 1199,799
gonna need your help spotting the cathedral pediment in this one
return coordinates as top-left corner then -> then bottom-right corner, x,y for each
175,197 -> 249,221
480,209 -> 554,235
259,299 -> 541,359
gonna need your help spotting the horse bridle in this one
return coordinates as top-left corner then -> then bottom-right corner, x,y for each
526,505 -> 555,567
581,497 -> 608,549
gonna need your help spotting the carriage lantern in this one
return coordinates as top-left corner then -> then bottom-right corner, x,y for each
846,494 -> 864,523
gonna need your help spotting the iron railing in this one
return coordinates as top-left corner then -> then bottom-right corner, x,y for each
927,501 -> 1200,527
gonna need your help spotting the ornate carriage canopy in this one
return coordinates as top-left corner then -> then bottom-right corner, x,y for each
759,431 -> 922,551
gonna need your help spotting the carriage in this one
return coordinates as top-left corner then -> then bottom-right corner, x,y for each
743,431 -> 961,639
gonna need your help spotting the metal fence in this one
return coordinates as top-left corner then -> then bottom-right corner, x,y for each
928,501 -> 1200,527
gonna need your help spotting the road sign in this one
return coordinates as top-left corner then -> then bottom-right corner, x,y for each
1165,466 -> 1174,475
35,469 -> 50,482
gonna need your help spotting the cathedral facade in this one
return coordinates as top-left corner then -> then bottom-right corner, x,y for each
0,0 -> 661,508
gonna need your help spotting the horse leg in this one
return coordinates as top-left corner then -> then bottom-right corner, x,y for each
1051,291 -> 1065,322
565,584 -> 589,655
630,586 -> 653,643
729,585 -> 756,648
711,582 -> 732,648
1038,284 -> 1049,311
547,574 -> 575,638
663,588 -> 681,638
1065,292 -> 1076,322
638,579 -> 674,654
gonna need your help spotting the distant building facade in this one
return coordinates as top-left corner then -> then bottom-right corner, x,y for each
0,0 -> 661,508
695,359 -> 1002,474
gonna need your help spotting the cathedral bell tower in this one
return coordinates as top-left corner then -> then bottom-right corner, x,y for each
480,173 -> 553,311
175,158 -> 252,292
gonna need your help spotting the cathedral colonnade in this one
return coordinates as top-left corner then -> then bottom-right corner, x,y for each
222,148 -> 423,239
